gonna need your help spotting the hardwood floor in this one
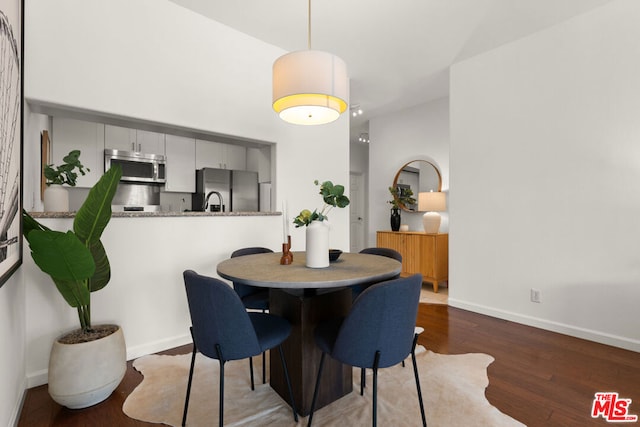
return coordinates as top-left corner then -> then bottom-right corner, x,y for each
18,304 -> 640,427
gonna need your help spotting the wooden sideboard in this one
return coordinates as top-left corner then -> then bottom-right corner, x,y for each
376,231 -> 448,292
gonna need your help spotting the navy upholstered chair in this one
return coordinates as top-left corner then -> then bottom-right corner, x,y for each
351,247 -> 402,301
182,270 -> 298,426
307,274 -> 426,427
230,246 -> 273,388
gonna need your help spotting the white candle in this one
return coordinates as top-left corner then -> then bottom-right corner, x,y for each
285,201 -> 290,238
282,201 -> 287,243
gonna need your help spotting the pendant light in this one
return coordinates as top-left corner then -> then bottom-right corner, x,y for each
272,0 -> 349,125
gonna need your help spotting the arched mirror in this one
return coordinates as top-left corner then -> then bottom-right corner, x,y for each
392,160 -> 442,212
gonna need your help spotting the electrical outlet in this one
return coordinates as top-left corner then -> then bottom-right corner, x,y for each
530,288 -> 541,303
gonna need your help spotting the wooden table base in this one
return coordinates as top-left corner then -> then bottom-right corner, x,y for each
269,288 -> 353,416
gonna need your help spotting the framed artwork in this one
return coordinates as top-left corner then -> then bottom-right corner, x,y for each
0,0 -> 22,287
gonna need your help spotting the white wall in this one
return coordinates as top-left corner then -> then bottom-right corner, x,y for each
18,0 -> 350,394
450,0 -> 640,351
368,97 -> 450,245
0,271 -> 25,426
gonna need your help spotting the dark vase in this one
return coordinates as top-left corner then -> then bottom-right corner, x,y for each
390,208 -> 401,231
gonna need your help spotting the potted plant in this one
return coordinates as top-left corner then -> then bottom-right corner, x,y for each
43,149 -> 90,212
293,180 -> 350,268
388,186 -> 416,231
23,165 -> 123,409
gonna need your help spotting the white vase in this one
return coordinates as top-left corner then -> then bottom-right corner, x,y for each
306,220 -> 329,268
43,184 -> 69,212
48,325 -> 126,409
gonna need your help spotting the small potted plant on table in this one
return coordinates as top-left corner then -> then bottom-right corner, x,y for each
294,180 -> 350,268
43,149 -> 89,212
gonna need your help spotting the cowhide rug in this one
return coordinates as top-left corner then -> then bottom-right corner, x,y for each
123,346 -> 526,426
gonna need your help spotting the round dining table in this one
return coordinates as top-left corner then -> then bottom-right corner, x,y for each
216,251 -> 402,416
217,251 -> 401,289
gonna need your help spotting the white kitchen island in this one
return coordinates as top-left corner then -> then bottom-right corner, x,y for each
23,211 -> 285,387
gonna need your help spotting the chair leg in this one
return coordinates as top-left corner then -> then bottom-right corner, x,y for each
249,356 -> 255,390
215,344 -> 226,427
372,351 -> 380,427
360,367 -> 366,395
411,334 -> 427,427
181,335 -> 197,427
307,352 -> 326,427
278,345 -> 299,422
262,309 -> 267,384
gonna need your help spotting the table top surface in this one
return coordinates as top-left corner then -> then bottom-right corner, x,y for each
217,251 -> 401,289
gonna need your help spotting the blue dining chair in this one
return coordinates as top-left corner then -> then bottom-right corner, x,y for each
230,246 -> 273,388
182,270 -> 298,427
307,274 -> 426,427
352,247 -> 404,391
351,247 -> 402,301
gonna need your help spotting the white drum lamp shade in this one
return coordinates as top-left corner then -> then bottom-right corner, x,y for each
418,191 -> 446,234
272,50 -> 349,125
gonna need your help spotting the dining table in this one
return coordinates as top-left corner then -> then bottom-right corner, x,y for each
216,251 -> 402,416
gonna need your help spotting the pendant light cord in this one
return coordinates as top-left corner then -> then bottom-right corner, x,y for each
308,0 -> 311,49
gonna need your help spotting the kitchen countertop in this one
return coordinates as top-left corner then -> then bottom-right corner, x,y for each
28,211 -> 282,219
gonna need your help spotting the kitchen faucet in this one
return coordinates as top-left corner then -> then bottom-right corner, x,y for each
204,191 -> 224,212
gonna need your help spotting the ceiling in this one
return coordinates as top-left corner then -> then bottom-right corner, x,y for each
169,0 -> 611,142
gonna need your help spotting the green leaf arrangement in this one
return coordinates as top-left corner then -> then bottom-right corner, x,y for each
293,180 -> 350,227
44,150 -> 90,187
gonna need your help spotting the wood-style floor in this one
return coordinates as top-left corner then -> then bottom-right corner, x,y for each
18,304 -> 640,427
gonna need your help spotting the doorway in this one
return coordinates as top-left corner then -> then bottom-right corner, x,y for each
349,172 -> 365,252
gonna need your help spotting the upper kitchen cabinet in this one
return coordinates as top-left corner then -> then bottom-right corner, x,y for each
164,134 -> 196,193
195,139 -> 246,170
51,117 -> 105,188
105,125 -> 165,155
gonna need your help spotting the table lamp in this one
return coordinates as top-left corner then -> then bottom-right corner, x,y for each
418,191 -> 446,233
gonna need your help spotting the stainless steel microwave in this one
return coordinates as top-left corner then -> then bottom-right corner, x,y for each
104,149 -> 166,184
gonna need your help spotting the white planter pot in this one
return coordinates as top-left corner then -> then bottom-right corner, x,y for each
305,220 -> 329,268
43,184 -> 69,212
48,325 -> 126,409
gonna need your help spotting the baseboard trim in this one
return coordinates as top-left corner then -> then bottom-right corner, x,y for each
125,333 -> 193,361
448,298 -> 640,353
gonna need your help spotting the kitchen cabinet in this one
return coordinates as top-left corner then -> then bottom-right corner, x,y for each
51,118 -> 105,188
164,134 -> 196,192
195,139 -> 246,170
105,125 -> 165,155
376,231 -> 448,292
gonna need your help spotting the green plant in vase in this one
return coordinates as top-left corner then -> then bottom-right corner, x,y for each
293,180 -> 350,268
23,165 -> 126,409
388,186 -> 416,231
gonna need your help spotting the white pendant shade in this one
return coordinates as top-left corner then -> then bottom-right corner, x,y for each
273,50 -> 349,125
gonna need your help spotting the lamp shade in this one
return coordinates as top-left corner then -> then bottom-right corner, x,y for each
273,50 -> 349,125
418,191 -> 446,212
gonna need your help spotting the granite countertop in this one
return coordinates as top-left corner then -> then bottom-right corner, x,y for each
28,211 -> 282,219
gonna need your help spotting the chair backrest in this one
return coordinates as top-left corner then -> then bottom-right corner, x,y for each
359,247 -> 402,263
183,270 -> 261,361
230,247 -> 274,299
332,274 -> 422,369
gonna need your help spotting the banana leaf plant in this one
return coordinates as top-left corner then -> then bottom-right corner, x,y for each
23,165 -> 121,333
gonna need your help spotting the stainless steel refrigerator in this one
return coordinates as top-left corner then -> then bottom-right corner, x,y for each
192,168 -> 259,212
